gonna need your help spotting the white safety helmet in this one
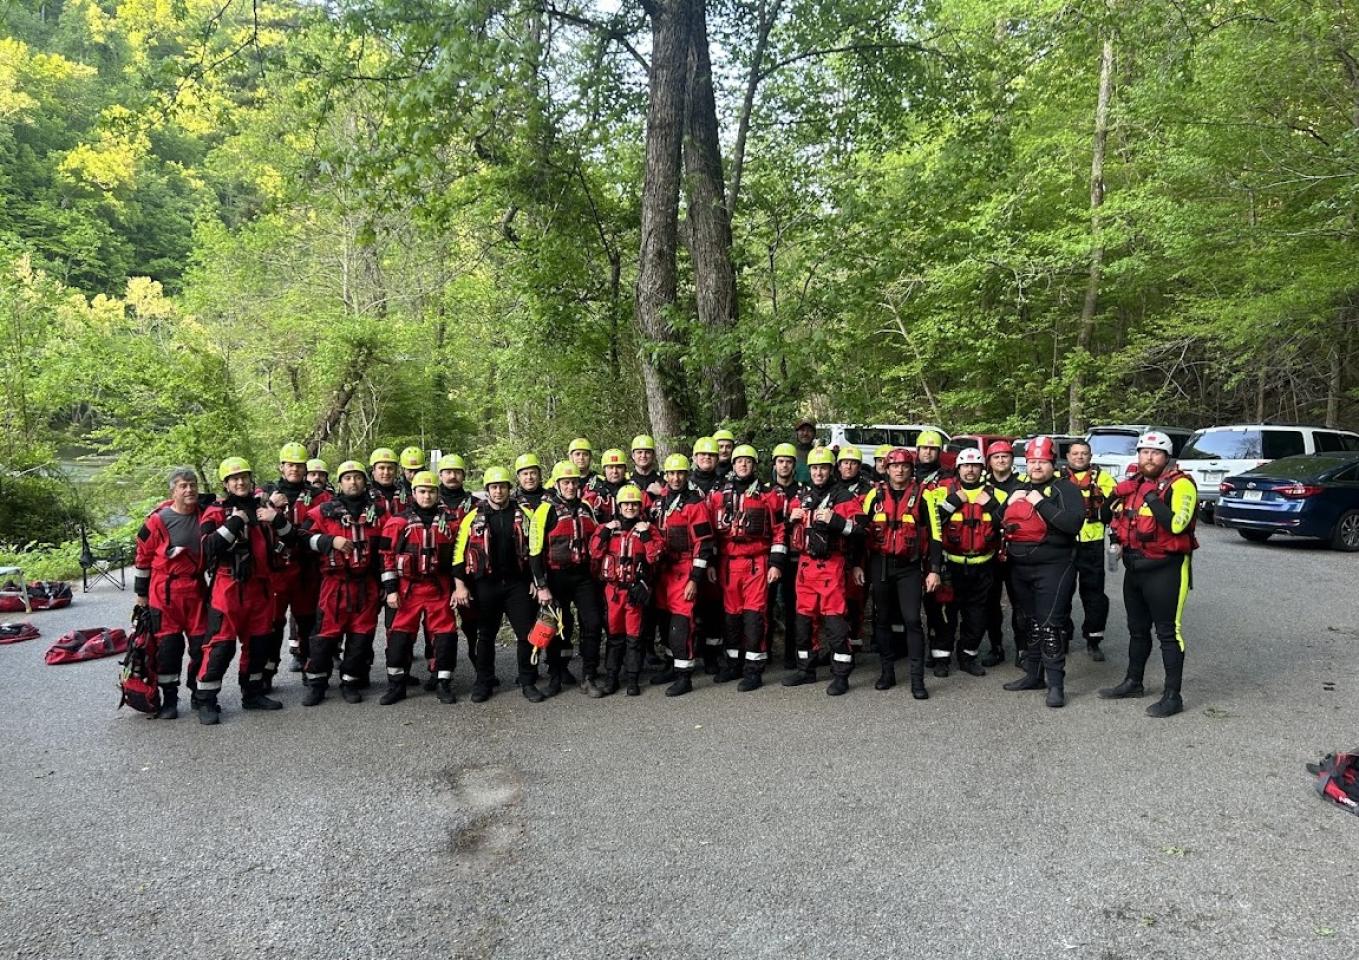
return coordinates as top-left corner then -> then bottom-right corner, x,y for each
956,448 -> 985,466
1136,431 -> 1173,454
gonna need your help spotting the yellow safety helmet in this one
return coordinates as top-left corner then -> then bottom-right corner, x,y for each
772,443 -> 797,459
514,453 -> 541,474
217,456 -> 252,482
369,447 -> 398,467
600,448 -> 627,467
335,460 -> 366,480
631,434 -> 656,452
483,466 -> 512,487
712,428 -> 736,444
807,447 -> 836,467
437,453 -> 466,472
410,471 -> 438,490
399,446 -> 425,470
874,443 -> 892,460
692,436 -> 719,456
663,453 -> 691,473
916,430 -> 944,449
278,442 -> 308,465
568,438 -> 593,454
555,461 -> 582,480
837,444 -> 862,463
306,458 -> 328,474
616,484 -> 644,505
732,444 -> 758,461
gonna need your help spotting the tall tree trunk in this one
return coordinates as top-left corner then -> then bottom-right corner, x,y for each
727,0 -> 782,216
684,0 -> 747,424
634,0 -> 691,450
1068,37 -> 1113,435
1327,336 -> 1342,427
306,343 -> 375,453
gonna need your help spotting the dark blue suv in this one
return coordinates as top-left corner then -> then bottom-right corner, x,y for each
1216,454 -> 1359,551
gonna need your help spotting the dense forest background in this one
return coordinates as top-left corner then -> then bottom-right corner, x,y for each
2,1 -> 1358,555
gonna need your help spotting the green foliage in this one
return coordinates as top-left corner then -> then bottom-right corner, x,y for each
1,0 -> 1357,546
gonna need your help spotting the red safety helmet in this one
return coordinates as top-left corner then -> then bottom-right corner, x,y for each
986,440 -> 1013,458
884,447 -> 914,466
1027,436 -> 1057,463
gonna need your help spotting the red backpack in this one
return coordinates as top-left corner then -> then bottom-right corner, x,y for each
1311,749 -> 1359,817
117,608 -> 160,714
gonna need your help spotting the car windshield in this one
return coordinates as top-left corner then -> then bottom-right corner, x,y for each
1242,455 -> 1354,478
1181,429 -> 1263,460
1087,432 -> 1137,456
953,437 -> 980,450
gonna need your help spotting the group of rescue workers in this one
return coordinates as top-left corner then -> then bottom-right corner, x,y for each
133,426 -> 1200,726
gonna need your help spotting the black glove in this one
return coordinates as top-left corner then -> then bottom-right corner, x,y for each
1142,490 -> 1161,506
627,581 -> 651,606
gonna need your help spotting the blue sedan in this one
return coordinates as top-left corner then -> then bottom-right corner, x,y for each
1216,454 -> 1359,551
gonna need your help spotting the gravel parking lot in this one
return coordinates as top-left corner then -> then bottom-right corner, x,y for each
1,524 -> 1355,960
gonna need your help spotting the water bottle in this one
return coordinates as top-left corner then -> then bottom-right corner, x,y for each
1106,540 -> 1122,572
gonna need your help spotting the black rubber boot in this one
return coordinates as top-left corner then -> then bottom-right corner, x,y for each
1099,678 -> 1145,699
521,682 -> 546,703
1046,678 -> 1066,708
470,679 -> 492,703
1145,690 -> 1184,718
543,668 -> 563,698
340,683 -> 362,704
580,674 -> 602,698
649,665 -> 677,686
826,674 -> 849,697
1003,647 -> 1044,691
599,671 -> 619,697
423,672 -> 439,692
781,667 -> 817,686
874,656 -> 896,691
196,692 -> 221,725
702,647 -> 721,676
959,658 -> 986,677
665,672 -> 694,698
625,673 -> 642,697
402,671 -> 418,687
436,680 -> 456,704
156,684 -> 179,720
908,657 -> 928,699
1087,639 -> 1106,662
302,679 -> 327,707
379,676 -> 407,705
932,662 -> 950,679
980,648 -> 1005,668
261,669 -> 277,693
715,657 -> 741,684
241,681 -> 283,711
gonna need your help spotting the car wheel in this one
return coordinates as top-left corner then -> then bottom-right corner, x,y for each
1330,510 -> 1359,552
1238,530 -> 1273,543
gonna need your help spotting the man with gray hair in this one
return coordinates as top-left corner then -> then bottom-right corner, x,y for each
132,467 -> 209,719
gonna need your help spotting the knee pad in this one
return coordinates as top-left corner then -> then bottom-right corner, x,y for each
1036,625 -> 1065,660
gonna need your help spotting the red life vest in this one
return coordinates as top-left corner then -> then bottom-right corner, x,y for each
313,499 -> 386,576
462,504 -> 530,578
389,509 -> 457,580
942,490 -> 1002,558
1063,467 -> 1107,522
865,481 -> 923,559
658,489 -> 712,562
545,500 -> 598,572
1113,470 -> 1198,559
596,525 -> 659,585
1002,496 -> 1047,545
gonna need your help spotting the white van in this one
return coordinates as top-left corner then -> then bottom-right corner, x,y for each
1086,424 -> 1194,478
1179,424 -> 1359,508
824,424 -> 952,468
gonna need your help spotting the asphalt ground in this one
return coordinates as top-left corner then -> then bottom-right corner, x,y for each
1,524 -> 1356,960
